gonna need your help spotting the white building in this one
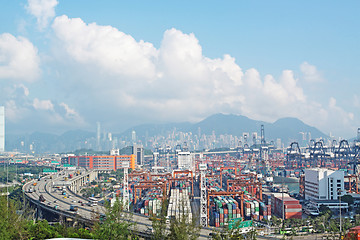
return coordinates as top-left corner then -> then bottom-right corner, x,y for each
304,168 -> 344,201
177,151 -> 194,171
132,144 -> 143,166
0,106 -> 4,152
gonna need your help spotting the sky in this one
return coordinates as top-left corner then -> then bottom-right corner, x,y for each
0,0 -> 360,138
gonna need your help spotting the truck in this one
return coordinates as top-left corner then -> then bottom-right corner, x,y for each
70,205 -> 78,211
39,194 -> 45,202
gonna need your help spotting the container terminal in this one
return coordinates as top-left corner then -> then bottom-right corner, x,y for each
22,126 -> 360,237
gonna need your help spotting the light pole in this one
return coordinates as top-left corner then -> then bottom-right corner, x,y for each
338,189 -> 342,238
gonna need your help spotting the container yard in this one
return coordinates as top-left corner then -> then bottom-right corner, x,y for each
109,127 -> 360,237
167,188 -> 192,223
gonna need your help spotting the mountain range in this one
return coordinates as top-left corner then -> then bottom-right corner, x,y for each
119,113 -> 327,144
5,113 -> 328,153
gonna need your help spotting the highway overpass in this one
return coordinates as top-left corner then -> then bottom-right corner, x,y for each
23,169 -> 215,239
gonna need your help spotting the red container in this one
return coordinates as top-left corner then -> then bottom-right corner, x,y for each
284,204 -> 302,209
285,212 -> 302,219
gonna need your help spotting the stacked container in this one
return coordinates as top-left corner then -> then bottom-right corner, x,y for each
167,188 -> 193,223
210,196 -> 243,227
271,193 -> 302,219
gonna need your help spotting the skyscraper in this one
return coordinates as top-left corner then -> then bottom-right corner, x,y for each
131,130 -> 136,143
0,106 -> 4,152
96,122 -> 101,151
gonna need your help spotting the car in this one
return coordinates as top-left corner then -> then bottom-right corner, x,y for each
78,200 -> 82,203
53,200 -> 57,203
72,200 -> 77,203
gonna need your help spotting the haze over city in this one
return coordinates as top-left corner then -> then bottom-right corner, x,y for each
1,0 -> 360,138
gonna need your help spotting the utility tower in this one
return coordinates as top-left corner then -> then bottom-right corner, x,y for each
122,161 -> 130,211
153,151 -> 159,174
166,150 -> 170,172
199,161 -> 207,227
260,125 -> 269,175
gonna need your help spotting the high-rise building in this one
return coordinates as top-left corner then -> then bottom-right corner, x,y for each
96,122 -> 101,151
0,106 -> 4,152
177,151 -> 194,171
276,138 -> 281,149
132,144 -> 143,166
132,130 -> 136,143
304,168 -> 344,200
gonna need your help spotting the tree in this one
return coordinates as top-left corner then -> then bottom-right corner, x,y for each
0,196 -> 28,239
151,199 -> 169,240
210,221 -> 258,240
341,195 -> 354,205
26,220 -> 59,239
319,205 -> 332,217
167,200 -> 200,240
93,197 -> 136,240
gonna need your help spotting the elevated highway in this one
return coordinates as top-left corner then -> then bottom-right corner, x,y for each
23,170 -> 215,239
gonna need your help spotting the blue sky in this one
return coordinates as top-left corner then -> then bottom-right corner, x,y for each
0,0 -> 359,138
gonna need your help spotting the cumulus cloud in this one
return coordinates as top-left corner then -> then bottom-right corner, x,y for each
48,15 -> 356,137
59,102 -> 85,124
52,15 -> 158,79
325,97 -> 355,134
3,83 -> 86,132
300,61 -> 324,82
0,33 -> 40,81
33,98 -> 54,111
26,0 -> 58,30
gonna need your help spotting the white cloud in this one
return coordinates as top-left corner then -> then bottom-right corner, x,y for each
0,33 -> 40,81
300,61 -> 324,82
52,15 -> 158,80
33,98 -> 54,111
325,97 -> 355,134
3,84 -> 87,132
59,102 -> 85,124
48,16 -> 356,137
26,0 -> 58,30
5,100 -> 27,122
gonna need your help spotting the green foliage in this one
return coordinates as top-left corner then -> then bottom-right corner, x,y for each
150,198 -> 199,240
167,200 -> 200,240
0,196 -> 27,239
151,199 -> 168,240
341,195 -> 354,205
144,149 -> 153,155
9,185 -> 25,202
93,197 -> 136,240
210,221 -> 257,240
80,185 -> 102,198
319,204 -> 332,217
168,215 -> 199,240
271,215 -> 282,227
26,220 -> 60,239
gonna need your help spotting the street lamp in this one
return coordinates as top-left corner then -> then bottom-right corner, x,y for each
338,189 -> 342,238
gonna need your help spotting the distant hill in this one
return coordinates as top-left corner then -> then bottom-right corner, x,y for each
6,130 -> 94,153
121,113 -> 328,145
5,113 -> 328,153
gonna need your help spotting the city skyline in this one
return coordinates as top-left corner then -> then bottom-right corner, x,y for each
1,1 -> 360,138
